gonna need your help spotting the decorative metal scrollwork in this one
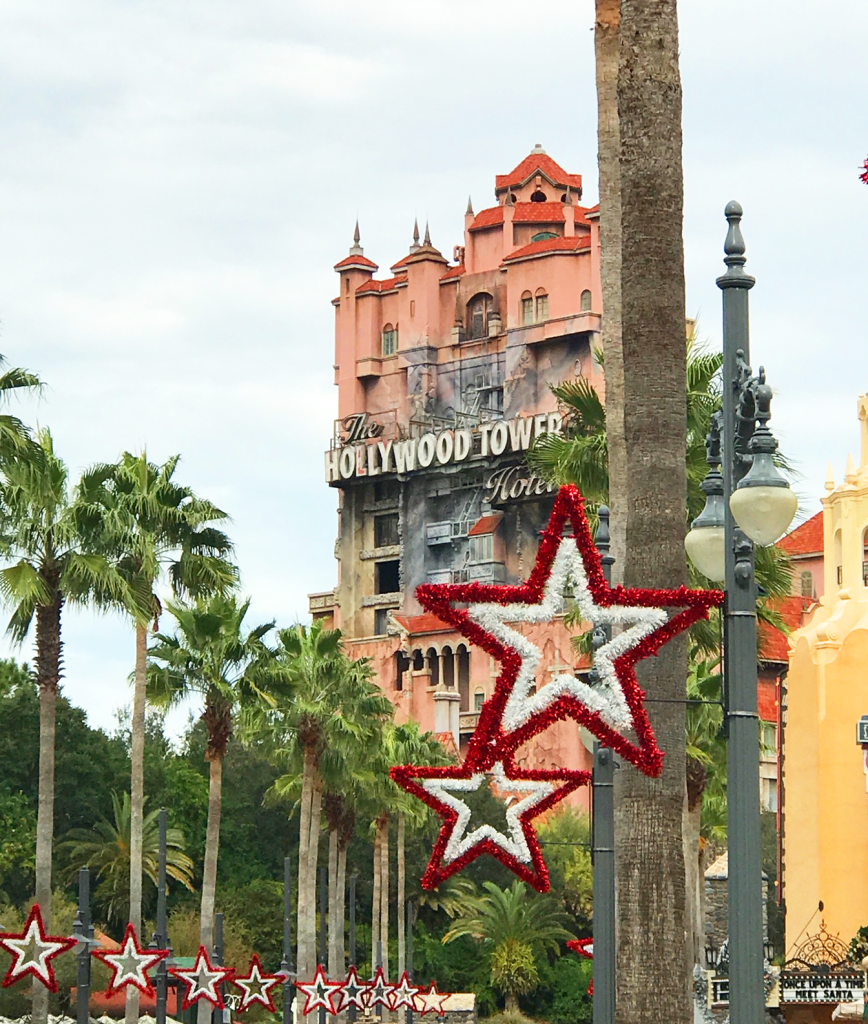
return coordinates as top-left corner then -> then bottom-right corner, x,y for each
785,921 -> 852,972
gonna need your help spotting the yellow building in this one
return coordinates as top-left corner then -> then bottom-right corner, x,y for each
784,394 -> 868,959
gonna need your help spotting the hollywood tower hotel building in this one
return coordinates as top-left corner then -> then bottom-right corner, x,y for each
309,147 -> 603,788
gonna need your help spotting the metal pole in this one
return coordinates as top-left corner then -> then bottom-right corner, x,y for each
349,874 -> 357,1024
155,808 -> 169,1024
282,857 -> 294,1024
212,913 -> 224,1024
592,505 -> 615,1024
319,868 -> 327,1024
718,201 -> 764,1024
75,868 -> 92,1024
407,900 -> 414,1024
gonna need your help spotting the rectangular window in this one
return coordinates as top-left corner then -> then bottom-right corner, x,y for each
535,294 -> 549,320
837,565 -> 843,585
521,297 -> 534,324
375,559 -> 400,594
374,608 -> 391,635
474,689 -> 485,712
382,328 -> 398,356
374,513 -> 399,548
469,534 -> 493,563
761,722 -> 776,756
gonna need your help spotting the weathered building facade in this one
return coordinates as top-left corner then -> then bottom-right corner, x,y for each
309,148 -> 601,785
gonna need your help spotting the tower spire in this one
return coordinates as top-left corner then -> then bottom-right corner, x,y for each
423,221 -> 431,247
466,195 -> 473,216
410,218 -> 420,253
349,219 -> 363,257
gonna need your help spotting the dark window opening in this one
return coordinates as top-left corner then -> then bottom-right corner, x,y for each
375,608 -> 392,635
375,559 -> 400,594
467,294 -> 492,340
530,190 -> 547,202
374,513 -> 399,548
394,650 -> 409,689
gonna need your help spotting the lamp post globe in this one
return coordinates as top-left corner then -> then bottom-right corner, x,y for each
729,467 -> 798,546
684,524 -> 726,583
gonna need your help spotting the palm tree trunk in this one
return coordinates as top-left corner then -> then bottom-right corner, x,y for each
33,587 -> 62,1024
379,816 -> 389,980
505,994 -> 518,1012
197,754 -> 223,1024
397,813 -> 405,979
126,621 -> 148,1024
337,841 -> 348,972
328,827 -> 340,977
613,4 -> 689,1024
371,825 -> 381,970
308,771 -> 323,970
297,746 -> 314,979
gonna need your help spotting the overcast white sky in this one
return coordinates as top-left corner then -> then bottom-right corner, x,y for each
1,1 -> 866,735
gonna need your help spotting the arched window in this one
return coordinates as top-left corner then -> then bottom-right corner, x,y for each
534,288 -> 548,321
530,189 -> 547,203
531,231 -> 558,242
800,570 -> 814,598
520,290 -> 534,325
580,289 -> 592,312
381,324 -> 398,356
467,293 -> 493,340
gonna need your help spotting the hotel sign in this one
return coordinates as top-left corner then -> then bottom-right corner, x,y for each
325,412 -> 563,484
780,972 -> 865,1004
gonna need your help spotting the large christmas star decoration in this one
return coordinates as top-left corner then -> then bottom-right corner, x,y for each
0,904 -> 76,992
335,965 -> 368,1013
391,971 -> 421,1010
390,759 -> 587,891
93,923 -> 169,997
294,965 -> 344,1016
232,955 -> 283,1013
567,938 -> 594,995
414,982 -> 449,1016
366,966 -> 396,1011
169,945 -> 234,1010
415,485 -> 723,777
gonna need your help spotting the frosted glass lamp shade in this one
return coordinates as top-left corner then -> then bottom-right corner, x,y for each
729,485 -> 798,546
684,525 -> 726,582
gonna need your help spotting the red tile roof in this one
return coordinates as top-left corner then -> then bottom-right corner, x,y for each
355,275 -> 406,295
503,234 -> 592,263
758,595 -> 814,663
513,202 -> 567,224
391,612 -> 450,635
495,152 -> 583,192
390,253 -> 413,271
778,511 -> 823,557
440,264 -> 466,281
334,254 -> 378,271
469,206 -> 505,231
468,513 -> 503,537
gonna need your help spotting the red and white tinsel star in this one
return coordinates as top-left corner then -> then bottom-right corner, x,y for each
390,971 -> 421,1010
334,965 -> 369,1013
366,966 -> 396,1011
0,904 -> 76,992
93,923 -> 169,997
169,945 -> 234,1010
391,759 -> 587,891
415,485 -> 722,777
414,981 -> 449,1016
232,954 -> 283,1013
567,938 -> 594,994
294,965 -> 344,1016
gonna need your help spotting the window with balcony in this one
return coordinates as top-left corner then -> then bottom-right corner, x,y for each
381,324 -> 398,356
375,559 -> 400,594
469,534 -> 493,563
374,513 -> 399,548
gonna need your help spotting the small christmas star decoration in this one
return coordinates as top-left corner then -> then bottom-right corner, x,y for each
169,945 -> 234,1010
415,485 -> 723,777
232,954 -> 283,1013
335,965 -> 369,1013
294,964 -> 344,1016
93,923 -> 169,997
391,971 -> 421,1010
390,759 -> 587,891
414,981 -> 449,1016
0,903 -> 76,992
366,966 -> 396,1011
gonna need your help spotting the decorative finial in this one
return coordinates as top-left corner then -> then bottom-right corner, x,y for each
717,201 -> 755,291
825,462 -> 836,492
531,143 -> 547,155
410,218 -> 420,253
423,221 -> 431,247
845,453 -> 858,485
349,219 -> 363,257
466,195 -> 473,216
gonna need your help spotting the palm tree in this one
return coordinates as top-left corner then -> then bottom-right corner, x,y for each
78,452 -> 237,971
0,430 -> 142,1024
443,881 -> 575,1011
146,595 -> 276,962
0,356 -> 42,466
59,791 -> 194,928
258,624 -> 393,981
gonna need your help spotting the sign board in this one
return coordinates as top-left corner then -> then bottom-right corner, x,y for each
857,716 -> 868,744
780,971 -> 865,1004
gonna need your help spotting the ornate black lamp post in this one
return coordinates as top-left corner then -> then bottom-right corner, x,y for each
685,202 -> 797,1024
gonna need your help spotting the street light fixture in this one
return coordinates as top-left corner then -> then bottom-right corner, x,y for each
684,202 -> 797,1024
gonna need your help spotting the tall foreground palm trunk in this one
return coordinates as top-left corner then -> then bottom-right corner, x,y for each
33,587 -> 62,1024
197,741 -> 226,1024
126,623 -> 148,1024
297,743 -> 322,980
608,2 -> 691,1023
